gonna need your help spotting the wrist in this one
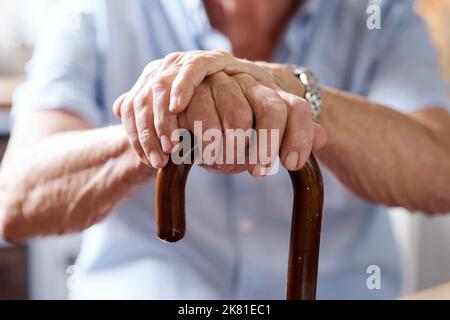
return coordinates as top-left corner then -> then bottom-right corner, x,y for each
287,65 -> 323,122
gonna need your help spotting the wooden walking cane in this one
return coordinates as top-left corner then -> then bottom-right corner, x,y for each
155,153 -> 324,300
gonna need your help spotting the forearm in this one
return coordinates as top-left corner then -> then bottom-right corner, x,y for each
0,125 -> 154,243
317,87 -> 450,214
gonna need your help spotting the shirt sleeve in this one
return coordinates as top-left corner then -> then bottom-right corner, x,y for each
367,1 -> 449,113
11,1 -> 104,127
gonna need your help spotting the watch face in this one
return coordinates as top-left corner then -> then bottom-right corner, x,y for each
300,73 -> 310,85
300,71 -> 319,87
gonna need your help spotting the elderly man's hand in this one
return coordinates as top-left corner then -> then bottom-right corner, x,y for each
113,51 -> 326,176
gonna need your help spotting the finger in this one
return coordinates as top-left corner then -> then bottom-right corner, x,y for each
233,74 -> 288,177
134,88 -> 168,168
208,72 -> 253,168
152,66 -> 181,153
161,51 -> 183,68
170,50 -> 274,114
180,82 -> 223,166
114,58 -> 165,120
208,72 -> 253,130
113,93 -> 128,118
120,98 -> 151,167
278,92 -> 314,171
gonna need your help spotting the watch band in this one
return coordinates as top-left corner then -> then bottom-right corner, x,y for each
288,65 -> 323,122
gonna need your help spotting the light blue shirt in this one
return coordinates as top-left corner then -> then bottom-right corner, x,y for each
12,0 -> 449,299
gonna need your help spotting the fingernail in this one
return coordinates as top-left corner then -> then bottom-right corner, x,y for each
161,135 -> 172,153
149,151 -> 163,168
285,152 -> 299,171
251,165 -> 270,177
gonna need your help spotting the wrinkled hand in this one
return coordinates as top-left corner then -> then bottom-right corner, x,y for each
113,50 -> 326,176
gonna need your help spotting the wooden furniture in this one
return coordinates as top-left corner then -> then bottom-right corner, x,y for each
155,154 -> 324,300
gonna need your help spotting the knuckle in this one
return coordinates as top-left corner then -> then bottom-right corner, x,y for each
153,110 -> 164,125
133,90 -> 152,113
224,108 -> 243,128
164,51 -> 182,65
152,75 -> 171,92
138,128 -> 156,148
212,49 -> 231,58
210,77 -> 230,91
193,83 -> 212,101
121,101 -> 135,118
234,73 -> 253,83
224,105 -> 252,130
262,94 -> 282,109
153,110 -> 172,132
189,54 -> 210,66
139,128 -> 152,140
262,97 -> 287,119
144,59 -> 161,74
232,74 -> 255,90
292,97 -> 312,113
134,103 -> 147,117
133,95 -> 146,111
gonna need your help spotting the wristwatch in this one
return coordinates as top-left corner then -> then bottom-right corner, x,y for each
288,65 -> 323,121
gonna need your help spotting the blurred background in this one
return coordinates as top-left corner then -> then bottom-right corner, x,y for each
0,0 -> 449,299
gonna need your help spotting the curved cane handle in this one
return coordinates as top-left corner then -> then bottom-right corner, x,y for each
155,156 -> 323,300
155,160 -> 193,243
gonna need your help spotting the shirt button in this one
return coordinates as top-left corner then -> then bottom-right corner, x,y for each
239,217 -> 254,235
